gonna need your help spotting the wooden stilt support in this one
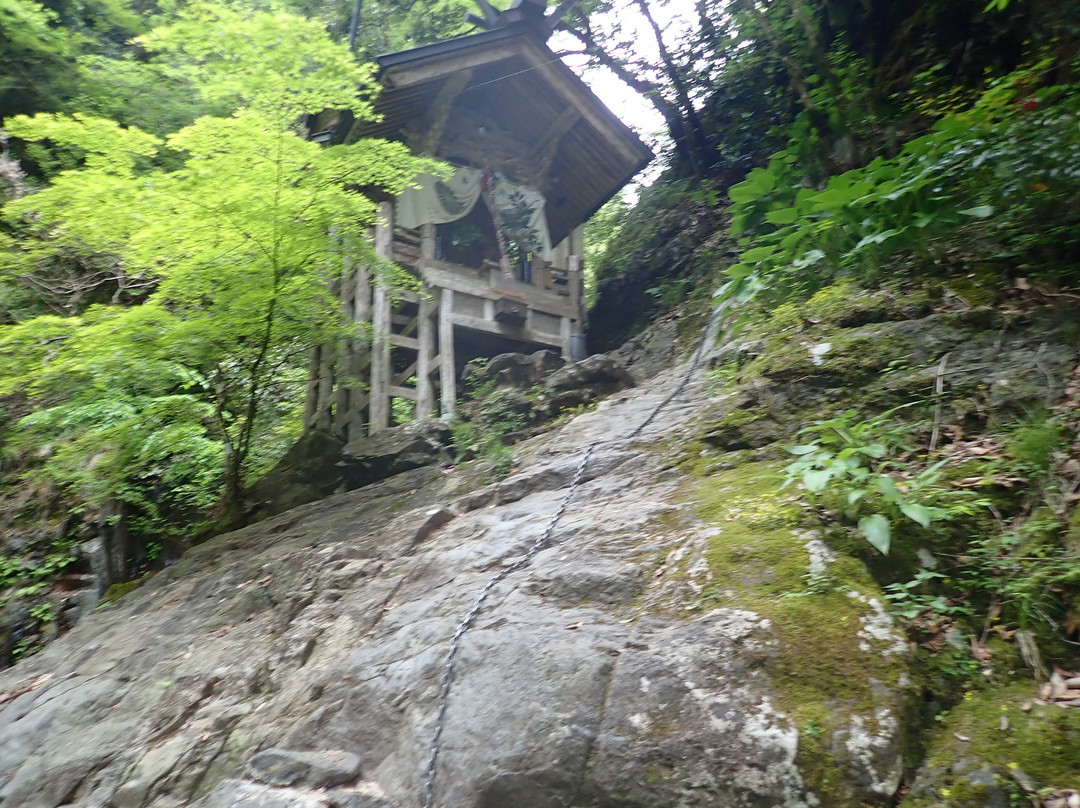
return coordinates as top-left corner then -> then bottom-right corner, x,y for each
370,201 -> 394,433
371,284 -> 391,432
439,289 -> 456,417
417,292 -> 436,418
316,342 -> 335,431
345,238 -> 372,440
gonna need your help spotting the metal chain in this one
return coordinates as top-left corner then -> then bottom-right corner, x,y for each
420,305 -> 722,808
422,441 -> 597,808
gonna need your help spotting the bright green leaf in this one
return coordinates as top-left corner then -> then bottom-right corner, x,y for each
858,514 -> 892,555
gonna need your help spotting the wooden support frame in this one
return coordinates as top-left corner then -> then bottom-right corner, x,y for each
417,294 -> 437,418
418,71 -> 473,155
439,289 -> 457,417
369,201 -> 394,433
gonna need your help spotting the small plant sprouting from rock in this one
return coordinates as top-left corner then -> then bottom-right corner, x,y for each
782,409 -> 988,554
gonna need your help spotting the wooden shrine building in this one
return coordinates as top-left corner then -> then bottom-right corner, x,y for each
305,0 -> 652,439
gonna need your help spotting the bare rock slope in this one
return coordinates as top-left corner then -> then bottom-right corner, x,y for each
0,355 -> 910,808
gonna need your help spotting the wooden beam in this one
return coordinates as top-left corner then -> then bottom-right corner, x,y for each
393,360 -> 418,387
418,259 -> 577,318
529,106 -> 581,182
389,385 -> 418,400
419,70 -> 473,155
449,311 -> 564,352
388,333 -> 419,351
439,290 -> 456,418
416,295 -> 436,418
381,42 -> 520,90
394,312 -> 420,338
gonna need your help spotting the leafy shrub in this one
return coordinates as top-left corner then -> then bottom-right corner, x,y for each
717,62 -> 1080,327
783,409 -> 989,555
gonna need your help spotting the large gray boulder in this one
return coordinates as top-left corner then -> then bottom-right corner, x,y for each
340,418 -> 451,490
0,361 -> 909,808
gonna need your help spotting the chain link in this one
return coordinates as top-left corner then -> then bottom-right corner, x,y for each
420,306 -> 721,808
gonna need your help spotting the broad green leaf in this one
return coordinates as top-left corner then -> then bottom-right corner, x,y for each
899,502 -> 934,527
792,249 -> 825,269
853,229 -> 900,251
802,469 -> 833,492
959,204 -> 994,218
740,245 -> 779,263
765,207 -> 799,225
786,444 -> 821,455
724,263 -> 754,282
872,475 -> 904,503
858,514 -> 892,555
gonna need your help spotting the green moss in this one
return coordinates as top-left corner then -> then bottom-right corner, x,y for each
905,682 -> 1080,807
942,266 -> 1008,308
740,326 -> 913,387
760,282 -> 924,336
687,461 -> 912,806
1066,505 -> 1080,552
99,578 -> 143,605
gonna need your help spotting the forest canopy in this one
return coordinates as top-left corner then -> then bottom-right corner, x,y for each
1,0 -> 442,529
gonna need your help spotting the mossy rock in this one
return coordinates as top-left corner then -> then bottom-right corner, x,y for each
696,396 -> 786,451
682,461 -> 916,806
100,578 -> 144,605
740,324 -> 916,389
767,283 -> 934,332
905,681 -> 1080,807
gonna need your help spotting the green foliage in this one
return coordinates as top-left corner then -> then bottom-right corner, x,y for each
717,66 -> 1080,327
784,410 -> 988,555
450,384 -> 529,480
0,539 -> 75,593
391,396 -> 415,427
884,568 -> 964,620
1003,416 -> 1063,477
583,195 -> 629,307
136,1 -> 376,126
0,3 -> 441,520
28,601 -> 56,622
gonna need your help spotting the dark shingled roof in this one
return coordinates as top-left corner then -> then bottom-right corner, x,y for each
345,22 -> 652,244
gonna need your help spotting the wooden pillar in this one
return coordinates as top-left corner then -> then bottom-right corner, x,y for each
370,202 -> 394,433
420,222 -> 436,260
439,289 -> 456,418
371,284 -> 391,432
569,225 -> 587,327
560,315 -> 573,361
416,292 -> 436,418
346,238 -> 372,440
316,342 -> 335,431
333,277 -> 350,439
568,252 -> 582,325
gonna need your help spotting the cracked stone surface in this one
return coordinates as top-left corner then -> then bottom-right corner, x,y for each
0,360 -> 907,808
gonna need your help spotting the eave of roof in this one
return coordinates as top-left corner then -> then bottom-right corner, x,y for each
351,24 -> 652,242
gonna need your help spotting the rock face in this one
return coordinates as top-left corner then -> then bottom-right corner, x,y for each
340,418 -> 452,490
245,421 -> 452,521
462,350 -> 565,390
0,356 -> 910,808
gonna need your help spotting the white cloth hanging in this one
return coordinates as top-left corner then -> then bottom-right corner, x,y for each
396,167 -> 553,261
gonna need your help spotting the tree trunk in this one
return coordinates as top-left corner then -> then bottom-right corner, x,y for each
561,22 -> 708,179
